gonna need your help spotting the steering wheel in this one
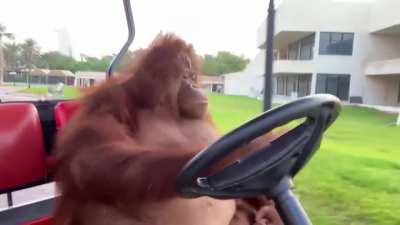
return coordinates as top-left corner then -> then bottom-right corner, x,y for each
177,94 -> 341,198
177,94 -> 341,225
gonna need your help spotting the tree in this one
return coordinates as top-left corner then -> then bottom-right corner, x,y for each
0,23 -> 14,84
38,52 -> 113,73
2,42 -> 21,70
20,38 -> 40,88
202,55 -> 219,75
201,51 -> 250,76
77,55 -> 111,72
39,51 -> 76,71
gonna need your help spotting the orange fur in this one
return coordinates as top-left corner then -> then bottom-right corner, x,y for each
54,33 -> 283,225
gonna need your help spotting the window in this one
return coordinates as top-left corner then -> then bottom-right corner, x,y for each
398,81 -> 400,103
288,42 -> 299,60
316,74 -> 350,100
299,34 -> 315,60
319,32 -> 354,55
287,34 -> 315,60
286,76 -> 297,96
298,75 -> 311,97
276,74 -> 312,97
277,77 -> 285,95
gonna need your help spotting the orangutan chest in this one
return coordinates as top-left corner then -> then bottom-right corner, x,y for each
137,197 -> 236,225
135,118 -> 219,152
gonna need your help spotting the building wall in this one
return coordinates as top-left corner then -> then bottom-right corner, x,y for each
224,50 -> 266,98
364,76 -> 400,106
224,72 -> 264,99
254,0 -> 400,106
369,0 -> 400,33
257,0 -> 372,43
358,26 -> 400,105
313,33 -> 365,99
364,35 -> 400,62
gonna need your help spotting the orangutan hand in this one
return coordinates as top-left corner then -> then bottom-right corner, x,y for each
253,198 -> 284,225
230,197 -> 284,225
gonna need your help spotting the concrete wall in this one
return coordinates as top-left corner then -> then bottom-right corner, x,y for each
224,50 -> 266,98
230,0 -> 400,106
255,0 -> 373,101
313,32 -> 366,99
366,59 -> 400,76
257,0 -> 372,47
224,72 -> 264,99
365,35 -> 400,62
369,0 -> 400,33
364,76 -> 400,106
274,60 -> 314,74
258,0 -> 400,106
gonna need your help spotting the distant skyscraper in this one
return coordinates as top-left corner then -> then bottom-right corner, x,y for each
55,28 -> 73,57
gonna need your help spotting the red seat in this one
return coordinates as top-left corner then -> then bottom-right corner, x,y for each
23,217 -> 53,225
0,103 -> 47,192
54,101 -> 80,132
45,101 -> 80,174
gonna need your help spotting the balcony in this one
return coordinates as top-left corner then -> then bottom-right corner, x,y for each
369,0 -> 400,34
256,0 -> 320,48
274,60 -> 314,75
257,19 -> 314,49
365,58 -> 400,76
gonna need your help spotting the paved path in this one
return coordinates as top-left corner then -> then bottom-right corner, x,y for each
0,183 -> 56,211
0,86 -> 40,102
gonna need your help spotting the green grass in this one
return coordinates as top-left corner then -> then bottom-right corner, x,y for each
19,86 -> 80,99
63,87 -> 81,99
209,93 -> 400,225
19,87 -> 49,95
15,89 -> 400,224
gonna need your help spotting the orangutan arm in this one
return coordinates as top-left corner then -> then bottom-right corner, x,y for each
55,116 -> 194,205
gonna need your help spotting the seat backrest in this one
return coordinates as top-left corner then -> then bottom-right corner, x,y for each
0,103 -> 47,192
54,101 -> 80,131
23,216 -> 53,225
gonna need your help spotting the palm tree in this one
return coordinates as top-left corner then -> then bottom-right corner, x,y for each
3,42 -> 20,70
0,23 -> 14,85
20,38 -> 40,88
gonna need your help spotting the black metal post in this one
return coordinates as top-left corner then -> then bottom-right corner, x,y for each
272,178 -> 313,225
276,189 -> 313,225
263,0 -> 276,111
7,192 -> 13,207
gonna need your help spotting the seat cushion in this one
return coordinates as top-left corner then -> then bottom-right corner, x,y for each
0,103 -> 47,192
54,101 -> 80,131
23,216 -> 53,225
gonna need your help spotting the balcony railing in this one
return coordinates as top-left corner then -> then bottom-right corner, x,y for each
274,60 -> 314,74
365,58 -> 400,76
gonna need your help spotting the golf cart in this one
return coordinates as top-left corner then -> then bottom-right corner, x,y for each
0,1 -> 341,225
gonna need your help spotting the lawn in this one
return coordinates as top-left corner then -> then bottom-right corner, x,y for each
209,94 -> 400,225
19,86 -> 80,99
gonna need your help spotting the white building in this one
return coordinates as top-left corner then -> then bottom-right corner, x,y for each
224,0 -> 400,107
55,28 -> 74,58
75,71 -> 106,88
199,75 -> 224,93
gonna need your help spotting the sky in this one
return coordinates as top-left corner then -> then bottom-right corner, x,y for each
0,0 -> 372,60
0,0 -> 275,59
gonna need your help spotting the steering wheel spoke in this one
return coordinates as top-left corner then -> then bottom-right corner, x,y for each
205,123 -> 311,190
